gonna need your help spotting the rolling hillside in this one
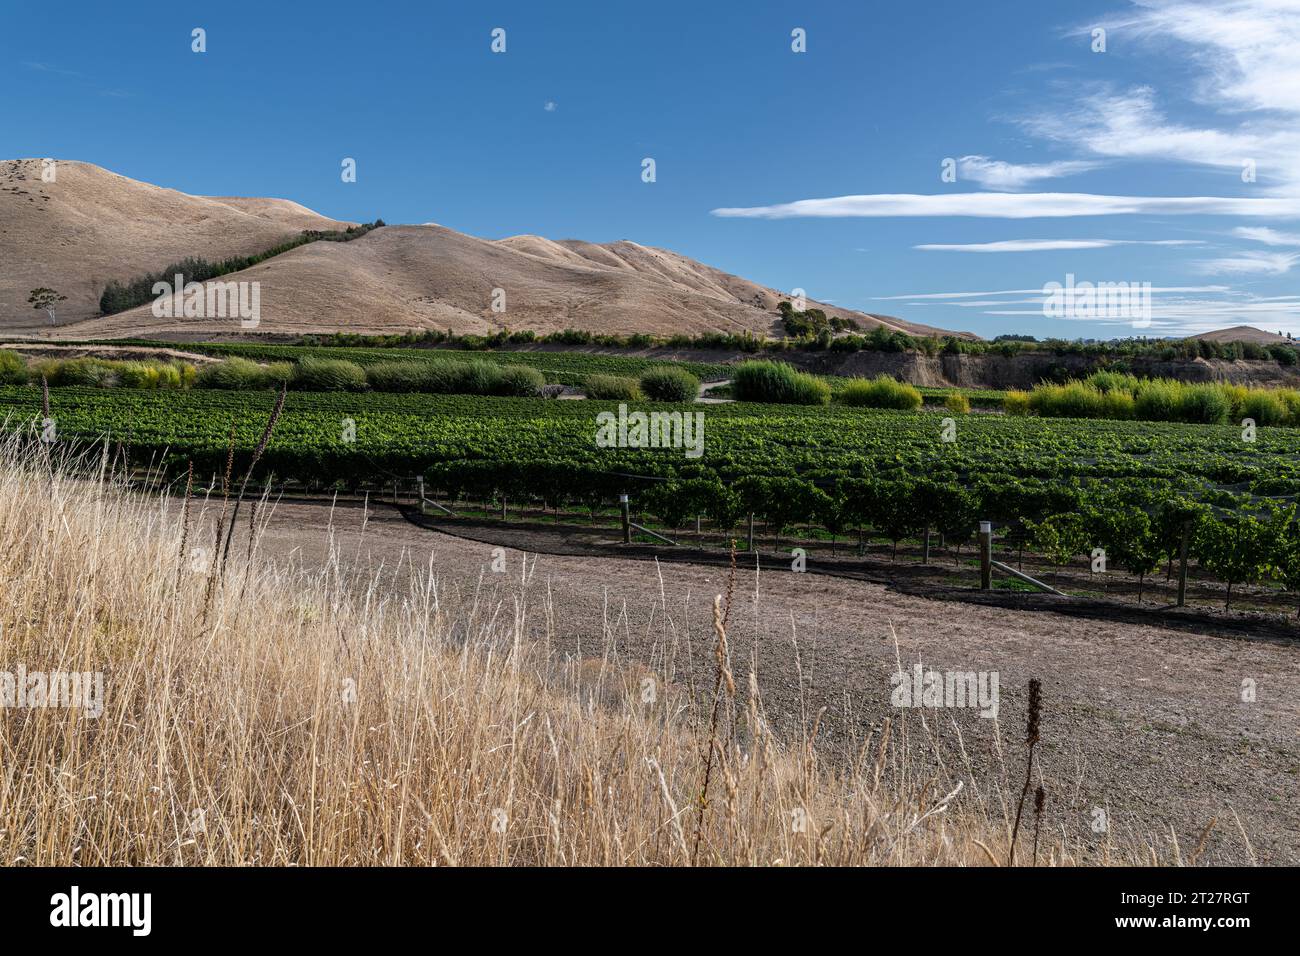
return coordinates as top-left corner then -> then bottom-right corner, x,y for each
1189,325 -> 1295,346
2,159 -> 966,340
0,159 -> 353,328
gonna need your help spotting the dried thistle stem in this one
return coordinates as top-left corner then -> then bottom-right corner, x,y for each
1008,677 -> 1042,866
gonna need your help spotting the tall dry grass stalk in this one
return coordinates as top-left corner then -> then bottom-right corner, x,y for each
0,437 -> 1168,866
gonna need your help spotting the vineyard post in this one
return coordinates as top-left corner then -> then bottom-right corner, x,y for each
620,494 -> 631,544
1176,519 -> 1191,607
979,521 -> 993,590
748,513 -> 755,553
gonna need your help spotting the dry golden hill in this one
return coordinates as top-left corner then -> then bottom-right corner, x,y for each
0,159 -> 353,329
4,159 -> 966,340
1189,325 -> 1295,346
64,224 -> 958,339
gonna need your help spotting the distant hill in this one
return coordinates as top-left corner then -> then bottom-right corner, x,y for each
1189,326 -> 1296,346
0,159 -> 353,328
2,159 -> 973,341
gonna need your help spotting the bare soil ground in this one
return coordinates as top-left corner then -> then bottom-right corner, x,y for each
0,342 -> 219,364
245,497 -> 1300,865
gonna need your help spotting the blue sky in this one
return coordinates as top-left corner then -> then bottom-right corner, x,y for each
5,0 -> 1299,340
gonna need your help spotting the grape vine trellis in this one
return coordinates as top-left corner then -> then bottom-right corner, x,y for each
4,384 -> 1299,610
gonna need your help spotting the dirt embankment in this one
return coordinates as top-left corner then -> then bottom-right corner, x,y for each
782,351 -> 1300,389
0,342 -> 218,364
500,345 -> 1300,389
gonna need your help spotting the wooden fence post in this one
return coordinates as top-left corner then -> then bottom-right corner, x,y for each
620,494 -> 631,544
1176,519 -> 1191,607
748,513 -> 755,553
979,521 -> 993,590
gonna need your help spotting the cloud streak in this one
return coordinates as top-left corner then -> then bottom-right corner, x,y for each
879,283 -> 1300,334
913,239 -> 1203,252
711,192 -> 1300,219
1198,226 -> 1300,273
1197,250 -> 1300,275
874,286 -> 1227,300
955,155 -> 1101,191
1234,226 -> 1300,246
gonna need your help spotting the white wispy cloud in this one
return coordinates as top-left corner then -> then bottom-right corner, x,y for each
955,155 -> 1101,191
23,61 -> 84,77
24,59 -> 132,98
711,192 -> 1300,219
1021,85 -> 1278,182
1234,226 -> 1300,246
913,239 -> 1202,252
1197,250 -> 1300,275
1199,223 -> 1300,273
873,281 -> 1300,335
1041,1 -> 1300,194
981,296 -> 1300,335
874,286 -> 1228,300
1094,0 -> 1300,117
